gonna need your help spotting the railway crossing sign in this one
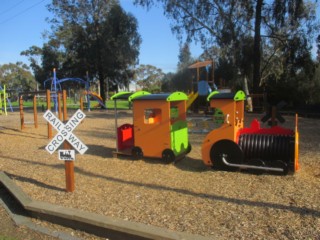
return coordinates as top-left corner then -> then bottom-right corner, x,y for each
43,109 -> 88,155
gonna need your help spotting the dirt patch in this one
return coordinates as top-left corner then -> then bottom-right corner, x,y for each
0,110 -> 319,239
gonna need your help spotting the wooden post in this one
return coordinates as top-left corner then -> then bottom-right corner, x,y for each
294,114 -> 300,172
46,90 -> 52,139
80,96 -> 84,111
62,90 -> 75,192
19,96 -> 24,130
58,92 -> 62,120
33,95 -> 38,128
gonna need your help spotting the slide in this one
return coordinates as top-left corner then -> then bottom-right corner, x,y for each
85,91 -> 106,108
89,91 -> 103,102
187,92 -> 199,109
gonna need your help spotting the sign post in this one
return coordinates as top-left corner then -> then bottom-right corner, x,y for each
63,90 -> 75,192
43,91 -> 88,192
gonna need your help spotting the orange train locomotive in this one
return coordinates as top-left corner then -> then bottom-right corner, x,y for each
201,91 -> 299,174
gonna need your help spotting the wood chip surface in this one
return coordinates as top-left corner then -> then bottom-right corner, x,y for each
0,109 -> 319,239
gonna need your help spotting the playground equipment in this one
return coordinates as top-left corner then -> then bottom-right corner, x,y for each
0,85 -> 8,115
111,91 -> 191,163
83,90 -> 106,109
43,69 -> 105,112
19,91 -> 42,129
186,91 -> 198,109
0,85 -> 13,115
187,60 -> 215,112
201,90 -> 299,174
111,90 -> 299,175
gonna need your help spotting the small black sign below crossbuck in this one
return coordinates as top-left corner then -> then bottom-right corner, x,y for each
58,150 -> 75,161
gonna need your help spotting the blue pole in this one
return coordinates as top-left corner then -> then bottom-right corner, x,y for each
53,68 -> 58,114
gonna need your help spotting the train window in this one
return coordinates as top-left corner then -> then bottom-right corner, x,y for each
170,107 -> 179,120
144,108 -> 161,124
213,107 -> 224,127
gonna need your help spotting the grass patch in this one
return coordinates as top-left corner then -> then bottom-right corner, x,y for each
106,100 -> 131,109
9,99 -> 131,110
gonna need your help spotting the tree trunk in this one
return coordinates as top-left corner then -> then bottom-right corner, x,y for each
98,70 -> 106,106
253,0 -> 263,93
243,75 -> 253,112
93,19 -> 107,107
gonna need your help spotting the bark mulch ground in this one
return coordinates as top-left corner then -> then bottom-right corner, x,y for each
0,109 -> 319,239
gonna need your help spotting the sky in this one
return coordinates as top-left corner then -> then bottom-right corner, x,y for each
0,0 -> 203,73
1,1 -> 319,75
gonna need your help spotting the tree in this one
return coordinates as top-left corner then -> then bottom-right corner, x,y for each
169,69 -> 193,92
0,62 -> 37,93
134,0 -> 254,77
23,0 -> 141,103
253,0 -> 262,93
177,42 -> 193,71
134,64 -> 165,92
161,72 -> 174,92
134,0 -> 319,95
21,41 -> 64,88
311,63 -> 320,104
317,34 -> 320,62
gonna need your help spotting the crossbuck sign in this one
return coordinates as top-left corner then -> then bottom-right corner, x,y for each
43,109 -> 88,155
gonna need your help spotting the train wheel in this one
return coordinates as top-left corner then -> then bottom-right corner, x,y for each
162,149 -> 175,164
132,147 -> 143,160
210,140 -> 244,170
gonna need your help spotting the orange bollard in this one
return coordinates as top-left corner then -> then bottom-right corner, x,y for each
19,96 -> 24,130
33,95 -> 38,128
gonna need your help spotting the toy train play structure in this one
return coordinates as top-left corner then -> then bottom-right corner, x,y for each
111,90 -> 299,175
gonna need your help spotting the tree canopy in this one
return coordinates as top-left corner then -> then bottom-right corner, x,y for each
135,0 -> 320,105
134,64 -> 165,92
177,42 -> 193,71
22,0 -> 141,102
15,0 -> 320,106
0,62 -> 37,93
